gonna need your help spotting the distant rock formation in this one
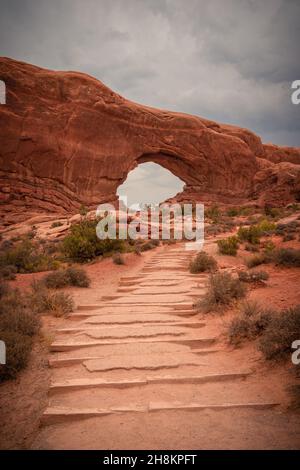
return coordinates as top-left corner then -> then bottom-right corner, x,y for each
0,57 -> 299,225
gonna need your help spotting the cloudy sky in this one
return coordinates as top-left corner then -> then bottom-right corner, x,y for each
1,0 -> 299,204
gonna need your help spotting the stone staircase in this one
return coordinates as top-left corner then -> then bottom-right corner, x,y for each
34,242 -> 282,448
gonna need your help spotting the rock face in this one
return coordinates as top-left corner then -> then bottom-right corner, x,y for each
0,57 -> 299,224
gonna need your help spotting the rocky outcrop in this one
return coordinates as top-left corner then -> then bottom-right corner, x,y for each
263,144 -> 300,165
0,57 -> 299,225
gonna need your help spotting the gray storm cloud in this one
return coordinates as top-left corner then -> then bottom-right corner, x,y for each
1,0 -> 299,203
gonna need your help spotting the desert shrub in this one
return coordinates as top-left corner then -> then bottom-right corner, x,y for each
61,219 -> 125,262
112,253 -> 125,265
257,219 -> 277,234
205,225 -> 223,236
0,330 -> 33,381
48,292 -> 74,316
221,220 -> 236,231
134,245 -> 142,255
238,270 -> 269,283
245,253 -> 268,268
0,265 -> 17,280
275,221 -> 299,239
43,266 -> 90,288
205,205 -> 221,223
259,305 -> 300,360
79,204 -> 88,217
189,251 -> 217,273
27,226 -> 37,239
226,207 -> 239,217
65,266 -> 90,287
245,243 -> 259,252
198,272 -> 246,313
264,206 -> 282,219
139,241 -> 157,251
0,287 -> 40,336
0,308 -> 40,338
0,285 -> 41,381
29,281 -> 74,316
164,239 -> 177,245
283,233 -> 295,242
263,240 -> 276,254
0,280 -> 11,299
217,236 -> 239,256
0,239 -> 58,273
51,221 -> 63,228
273,248 -> 300,267
43,270 -> 69,288
226,206 -> 253,217
228,301 -> 272,345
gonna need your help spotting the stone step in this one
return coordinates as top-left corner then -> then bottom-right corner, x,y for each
49,372 -> 252,393
68,310 -> 197,320
82,352 -> 204,372
141,267 -> 189,272
83,314 -> 200,325
48,349 -> 220,368
95,301 -> 194,307
56,321 -> 206,333
56,324 -> 204,339
50,336 -> 217,352
41,401 -> 280,426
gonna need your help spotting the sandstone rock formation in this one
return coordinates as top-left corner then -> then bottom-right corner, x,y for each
0,57 -> 299,225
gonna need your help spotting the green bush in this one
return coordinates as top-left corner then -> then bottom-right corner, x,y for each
217,236 -> 239,256
198,272 -> 246,312
238,225 -> 260,244
61,219 -> 125,262
0,239 -> 59,273
259,305 -> 300,360
238,220 -> 276,245
189,251 -> 217,273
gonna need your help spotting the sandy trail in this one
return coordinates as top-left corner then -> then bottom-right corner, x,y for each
32,242 -> 300,449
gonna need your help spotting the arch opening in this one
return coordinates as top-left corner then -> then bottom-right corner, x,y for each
117,162 -> 185,210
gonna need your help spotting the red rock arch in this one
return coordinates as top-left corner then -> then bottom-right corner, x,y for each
0,57 -> 299,225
